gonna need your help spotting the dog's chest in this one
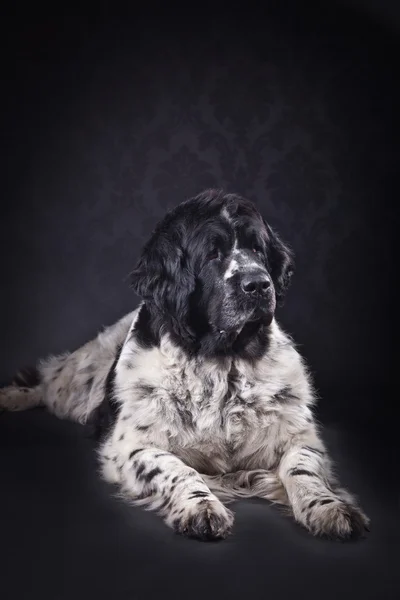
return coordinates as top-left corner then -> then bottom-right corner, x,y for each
113,342 -> 291,474
165,364 -> 259,433
122,349 -> 275,444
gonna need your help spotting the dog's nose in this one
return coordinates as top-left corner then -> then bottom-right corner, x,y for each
241,273 -> 271,296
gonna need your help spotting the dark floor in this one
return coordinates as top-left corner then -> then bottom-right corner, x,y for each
0,408 -> 398,600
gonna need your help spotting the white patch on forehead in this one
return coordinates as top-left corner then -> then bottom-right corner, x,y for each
236,249 -> 259,270
221,207 -> 258,280
224,257 -> 239,280
224,249 -> 260,280
221,207 -> 231,222
223,232 -> 239,280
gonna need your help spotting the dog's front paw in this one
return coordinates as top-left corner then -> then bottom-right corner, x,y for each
173,498 -> 234,541
307,499 -> 370,540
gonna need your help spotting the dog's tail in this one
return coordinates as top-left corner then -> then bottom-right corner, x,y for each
0,367 -> 43,412
203,469 -> 289,505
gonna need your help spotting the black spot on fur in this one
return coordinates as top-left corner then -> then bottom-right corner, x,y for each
86,376 -> 94,389
129,448 -> 145,460
136,382 -> 156,396
308,499 -> 319,509
137,425 -> 150,431
135,462 -> 146,478
271,386 -> 298,404
87,344 -> 123,442
158,497 -> 170,511
222,363 -> 242,407
171,394 -> 193,427
119,434 -> 125,441
189,491 -> 209,499
203,376 -> 214,398
143,467 -> 162,483
303,446 -> 325,456
290,469 -> 316,477
320,498 -> 335,506
13,366 -> 41,388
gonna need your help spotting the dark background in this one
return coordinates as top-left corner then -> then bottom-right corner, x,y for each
0,2 -> 398,599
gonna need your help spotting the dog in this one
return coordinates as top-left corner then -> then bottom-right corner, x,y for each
0,189 -> 369,541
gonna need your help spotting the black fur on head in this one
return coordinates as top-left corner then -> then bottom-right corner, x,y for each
130,190 -> 294,360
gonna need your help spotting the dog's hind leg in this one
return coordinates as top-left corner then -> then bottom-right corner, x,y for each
0,385 -> 43,412
0,367 -> 43,412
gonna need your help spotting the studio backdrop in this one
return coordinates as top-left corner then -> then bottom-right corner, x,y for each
1,2 -> 397,426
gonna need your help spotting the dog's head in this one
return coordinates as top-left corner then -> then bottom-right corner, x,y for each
130,190 -> 294,357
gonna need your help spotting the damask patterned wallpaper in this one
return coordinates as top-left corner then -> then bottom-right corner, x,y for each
0,3 -> 397,422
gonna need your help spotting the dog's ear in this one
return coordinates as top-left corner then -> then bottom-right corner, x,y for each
130,229 -> 196,342
264,221 -> 294,306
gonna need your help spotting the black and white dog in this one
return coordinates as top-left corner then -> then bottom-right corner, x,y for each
0,190 -> 369,541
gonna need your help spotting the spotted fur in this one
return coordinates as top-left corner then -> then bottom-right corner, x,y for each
0,190 -> 369,541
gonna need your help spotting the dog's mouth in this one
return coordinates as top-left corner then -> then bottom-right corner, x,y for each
210,285 -> 276,340
217,302 -> 274,337
244,291 -> 274,316
248,302 -> 266,318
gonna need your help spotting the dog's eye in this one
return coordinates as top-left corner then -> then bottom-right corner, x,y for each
208,248 -> 221,261
252,244 -> 263,254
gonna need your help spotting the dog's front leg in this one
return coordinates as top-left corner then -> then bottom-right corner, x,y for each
111,447 -> 234,540
278,428 -> 369,540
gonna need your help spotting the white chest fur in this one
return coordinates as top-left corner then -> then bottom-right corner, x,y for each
102,325 -> 314,477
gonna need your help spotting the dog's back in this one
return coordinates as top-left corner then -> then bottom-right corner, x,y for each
0,311 -> 135,423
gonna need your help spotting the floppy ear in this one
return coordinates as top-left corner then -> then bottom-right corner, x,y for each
264,221 -> 294,306
130,231 -> 196,342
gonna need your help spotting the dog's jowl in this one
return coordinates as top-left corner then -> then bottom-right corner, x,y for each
0,190 -> 369,541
